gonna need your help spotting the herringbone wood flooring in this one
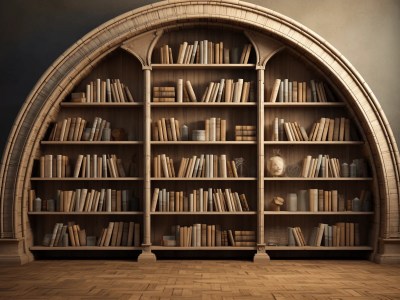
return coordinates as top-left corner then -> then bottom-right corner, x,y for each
0,260 -> 399,299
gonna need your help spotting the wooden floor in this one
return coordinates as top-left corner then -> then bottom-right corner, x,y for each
0,260 -> 399,299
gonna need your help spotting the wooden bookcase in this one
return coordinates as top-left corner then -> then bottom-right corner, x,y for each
26,24 -> 376,261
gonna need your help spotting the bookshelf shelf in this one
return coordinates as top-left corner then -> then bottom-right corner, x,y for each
264,177 -> 373,181
264,103 -> 346,107
150,177 -> 257,181
28,212 -> 144,215
264,211 -> 374,215
30,246 -> 142,251
150,102 -> 257,107
151,64 -> 256,69
60,103 -> 143,107
151,212 -> 257,215
151,141 -> 256,145
151,246 -> 256,251
41,141 -> 143,145
265,246 -> 373,251
263,141 -> 364,145
31,177 -> 144,181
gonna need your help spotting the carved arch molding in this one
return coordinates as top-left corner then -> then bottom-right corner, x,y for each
0,0 -> 399,264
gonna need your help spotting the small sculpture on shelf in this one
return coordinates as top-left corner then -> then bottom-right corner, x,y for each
234,157 -> 246,177
266,149 -> 285,177
271,196 -> 284,211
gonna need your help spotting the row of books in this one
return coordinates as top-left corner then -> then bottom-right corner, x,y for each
152,118 -> 182,141
163,225 -> 255,247
43,222 -> 88,247
151,188 -> 250,212
39,154 -> 70,178
199,79 -> 252,103
160,41 -> 252,64
301,154 -> 341,178
288,222 -> 360,247
235,125 -> 256,141
272,117 -> 352,142
152,117 -> 227,142
73,154 -> 125,178
29,189 -> 137,212
301,155 -> 368,178
152,154 -> 240,178
48,117 -> 112,142
98,222 -> 140,247
39,154 -> 127,178
310,222 -> 360,247
71,79 -> 134,103
269,79 -> 334,102
308,117 -> 351,142
276,189 -> 339,212
152,86 -> 176,102
152,117 -> 232,142
153,79 -> 253,103
204,118 -> 227,141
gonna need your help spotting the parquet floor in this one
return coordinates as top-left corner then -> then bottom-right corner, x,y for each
0,260 -> 399,299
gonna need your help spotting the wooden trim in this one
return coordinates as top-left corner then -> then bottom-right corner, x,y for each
264,103 -> 345,107
263,141 -> 364,145
28,212 -> 144,215
264,177 -> 373,181
151,212 -> 257,215
41,141 -> 143,145
152,63 -> 256,69
30,246 -> 142,251
152,246 -> 256,251
265,246 -> 373,251
264,212 -> 374,215
60,103 -> 143,107
150,103 -> 257,107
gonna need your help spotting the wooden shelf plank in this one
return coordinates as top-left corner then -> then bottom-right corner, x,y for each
264,141 -> 364,145
151,141 -> 256,145
265,246 -> 373,251
30,246 -> 142,251
41,141 -> 143,145
264,177 -> 373,181
31,177 -> 144,181
151,212 -> 257,215
151,246 -> 256,250
264,102 -> 345,107
151,102 -> 256,107
264,211 -> 374,215
28,212 -> 143,215
152,64 -> 256,69
61,103 -> 143,107
151,177 -> 257,181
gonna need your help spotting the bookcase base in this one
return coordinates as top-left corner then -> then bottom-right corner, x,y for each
0,239 -> 33,265
374,238 -> 400,264
138,251 -> 157,263
253,252 -> 270,264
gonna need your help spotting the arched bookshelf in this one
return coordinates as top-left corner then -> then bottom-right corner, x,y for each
0,0 -> 398,264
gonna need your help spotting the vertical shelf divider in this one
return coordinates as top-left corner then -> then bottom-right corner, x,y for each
254,66 -> 269,263
138,66 -> 156,262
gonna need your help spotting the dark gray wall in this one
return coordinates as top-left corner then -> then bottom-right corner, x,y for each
1,0 -> 399,157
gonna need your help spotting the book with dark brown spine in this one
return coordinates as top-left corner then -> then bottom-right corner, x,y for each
339,117 -> 346,141
126,222 -> 134,246
134,223 -> 140,247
